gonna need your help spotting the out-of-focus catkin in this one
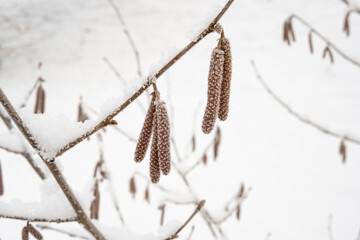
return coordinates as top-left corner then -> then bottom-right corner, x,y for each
34,84 -> 45,114
22,226 -> 29,240
156,102 -> 171,175
218,37 -> 232,121
134,94 -> 156,162
150,112 -> 161,183
202,48 -> 224,134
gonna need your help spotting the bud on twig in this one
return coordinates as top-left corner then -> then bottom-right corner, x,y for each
339,139 -> 346,164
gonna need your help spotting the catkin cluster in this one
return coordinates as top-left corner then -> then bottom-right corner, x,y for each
134,92 -> 171,183
202,33 -> 232,134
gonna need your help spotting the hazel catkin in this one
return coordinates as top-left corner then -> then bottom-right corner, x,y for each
134,94 -> 156,162
156,102 -> 171,175
218,37 -> 232,121
202,48 -> 224,134
150,112 -> 161,183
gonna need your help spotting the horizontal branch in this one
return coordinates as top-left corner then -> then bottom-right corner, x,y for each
288,14 -> 360,68
0,214 -> 76,223
54,0 -> 235,158
251,60 -> 360,145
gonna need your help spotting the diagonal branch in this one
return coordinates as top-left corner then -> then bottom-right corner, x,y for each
55,0 -> 235,158
0,89 -> 106,240
165,200 -> 206,240
251,60 -> 360,145
287,14 -> 360,68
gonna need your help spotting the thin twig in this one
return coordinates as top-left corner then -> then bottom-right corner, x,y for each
251,60 -> 360,145
165,200 -> 206,240
288,14 -> 360,68
54,0 -> 235,158
0,89 -> 106,240
184,140 -> 215,176
107,0 -> 143,77
103,56 -> 127,85
36,225 -> 90,240
186,225 -> 195,240
133,171 -> 174,194
0,214 -> 76,223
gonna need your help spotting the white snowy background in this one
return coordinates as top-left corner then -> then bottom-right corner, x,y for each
0,0 -> 360,239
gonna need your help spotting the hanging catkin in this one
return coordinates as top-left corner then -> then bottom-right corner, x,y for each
134,94 -> 156,162
150,111 -> 161,183
34,83 -> 45,114
156,102 -> 171,175
22,226 -> 29,240
202,48 -> 225,134
218,37 -> 232,121
27,224 -> 43,240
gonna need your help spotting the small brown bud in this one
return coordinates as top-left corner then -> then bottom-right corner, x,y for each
308,32 -> 314,54
158,204 -> 166,226
339,140 -> 346,164
287,20 -> 296,42
202,153 -> 207,165
129,176 -> 136,198
237,183 -> 244,198
202,48 -> 224,134
191,134 -> 196,152
150,114 -> 161,183
134,94 -> 156,162
218,37 -> 232,121
213,127 -> 221,160
156,102 -> 171,175
77,98 -> 89,123
144,186 -> 150,203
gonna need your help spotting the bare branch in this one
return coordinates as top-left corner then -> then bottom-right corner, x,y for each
251,60 -> 360,145
55,0 -> 235,158
0,214 -> 76,223
286,14 -> 360,68
166,200 -> 206,240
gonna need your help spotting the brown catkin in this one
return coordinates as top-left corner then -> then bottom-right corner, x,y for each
134,94 -> 156,162
218,37 -> 232,121
156,102 -> 171,175
150,112 -> 161,183
202,48 -> 225,134
27,224 -> 43,240
22,226 -> 29,240
34,84 -> 45,114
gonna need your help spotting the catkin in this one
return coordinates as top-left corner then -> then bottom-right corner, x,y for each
34,84 -> 45,114
218,38 -> 232,121
156,102 -> 171,175
27,224 -> 43,240
202,48 -> 224,134
150,112 -> 161,183
134,94 -> 156,162
22,226 -> 29,240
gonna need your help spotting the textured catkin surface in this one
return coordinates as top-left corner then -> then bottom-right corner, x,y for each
202,48 -> 225,134
218,37 -> 232,121
134,95 -> 156,162
156,102 -> 171,175
150,111 -> 160,183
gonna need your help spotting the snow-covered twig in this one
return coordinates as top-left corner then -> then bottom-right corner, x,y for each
165,200 -> 205,240
0,214 -> 76,223
54,0 -> 235,158
285,14 -> 360,68
0,89 -> 106,240
251,60 -> 360,145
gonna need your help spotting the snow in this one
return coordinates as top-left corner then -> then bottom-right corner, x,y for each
0,131 -> 24,153
1,0 -> 360,239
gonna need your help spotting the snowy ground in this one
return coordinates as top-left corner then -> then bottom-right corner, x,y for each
1,0 -> 360,239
